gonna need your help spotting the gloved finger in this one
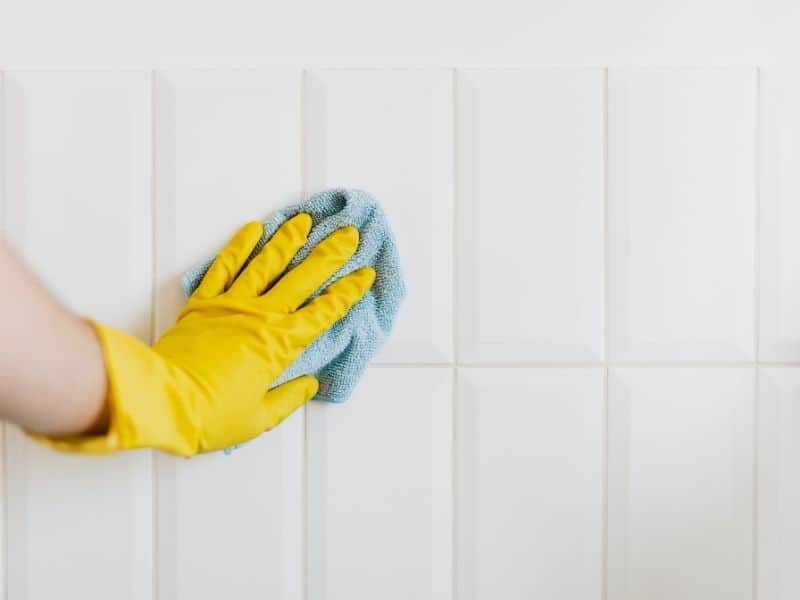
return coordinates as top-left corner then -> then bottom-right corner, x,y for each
259,375 -> 319,431
263,226 -> 359,313
290,267 -> 375,346
193,221 -> 264,300
227,213 -> 312,298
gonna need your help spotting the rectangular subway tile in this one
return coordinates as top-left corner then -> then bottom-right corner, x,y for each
457,367 -> 604,600
305,69 -> 454,363
758,367 -> 800,600
307,367 -> 453,600
2,70 -> 153,600
607,367 -> 754,600
759,68 -> 800,362
153,69 -> 304,600
457,69 -> 605,363
608,68 -> 756,362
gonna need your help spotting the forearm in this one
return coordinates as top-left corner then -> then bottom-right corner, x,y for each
0,239 -> 108,436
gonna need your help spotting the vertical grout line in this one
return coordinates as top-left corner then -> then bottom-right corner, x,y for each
754,71 -> 761,366
602,66 -> 610,600
0,69 -> 8,600
752,66 -> 761,600
149,69 -> 159,600
451,69 -> 459,368
450,67 -> 459,600
602,365 -> 609,600
603,67 -> 611,368
753,365 -> 760,600
300,67 -> 309,600
451,363 -> 458,600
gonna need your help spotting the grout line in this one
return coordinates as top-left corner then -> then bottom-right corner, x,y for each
374,362 -> 606,368
0,69 -> 8,600
602,66 -> 610,600
300,67 -> 310,600
148,77 -> 158,354
371,361 -> 796,368
754,72 -> 761,373
451,69 -> 459,369
2,430 -> 6,600
753,366 -> 760,600
300,68 -> 308,203
603,68 -> 611,367
148,68 -> 159,600
450,76 -> 460,596
752,66 -> 761,600
302,393 -> 310,600
451,364 -> 458,600
602,366 -> 609,600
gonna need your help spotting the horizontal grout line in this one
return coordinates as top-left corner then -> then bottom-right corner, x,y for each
372,361 -> 800,368
0,64 -> 769,72
371,363 -> 459,368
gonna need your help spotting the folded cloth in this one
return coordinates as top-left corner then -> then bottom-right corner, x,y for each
182,188 -> 405,403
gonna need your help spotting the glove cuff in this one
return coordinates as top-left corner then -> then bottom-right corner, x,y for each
27,322 -> 200,457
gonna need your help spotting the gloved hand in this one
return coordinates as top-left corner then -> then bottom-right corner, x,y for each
31,214 -> 374,457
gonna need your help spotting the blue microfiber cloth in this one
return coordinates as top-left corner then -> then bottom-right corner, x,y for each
182,188 -> 405,403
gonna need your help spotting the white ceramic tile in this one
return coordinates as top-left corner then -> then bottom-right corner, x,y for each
457,367 -> 604,600
154,69 -> 302,330
153,70 -> 304,600
4,71 -> 152,331
759,69 -> 800,362
607,367 -> 754,600
757,368 -> 800,600
457,69 -> 605,363
156,412 -> 303,600
307,367 -> 452,600
608,68 -> 756,362
2,70 -> 153,600
305,69 -> 453,363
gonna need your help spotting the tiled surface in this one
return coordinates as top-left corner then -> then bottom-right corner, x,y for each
457,69 -> 605,363
607,368 -> 754,600
2,71 -> 153,600
305,69 -> 454,363
457,367 -> 604,600
608,68 -> 756,362
758,368 -> 800,600
759,69 -> 800,362
152,70 -> 304,600
307,367 -> 452,600
0,67 -> 794,600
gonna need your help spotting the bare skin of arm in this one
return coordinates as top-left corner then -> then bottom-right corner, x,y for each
0,239 -> 108,436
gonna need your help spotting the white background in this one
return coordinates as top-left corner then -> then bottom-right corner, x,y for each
3,2 -> 800,600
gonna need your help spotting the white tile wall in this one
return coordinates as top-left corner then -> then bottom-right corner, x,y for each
457,69 -> 605,363
607,368 -> 754,600
458,367 -> 604,600
153,70 -> 304,600
307,367 -> 452,600
2,71 -> 153,600
759,69 -> 800,362
758,368 -> 800,600
0,67 -> 793,600
608,68 -> 756,362
304,69 -> 454,363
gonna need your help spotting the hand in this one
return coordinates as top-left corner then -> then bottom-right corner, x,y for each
33,215 -> 374,456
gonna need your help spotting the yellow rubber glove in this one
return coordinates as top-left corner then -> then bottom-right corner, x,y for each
31,214 -> 375,457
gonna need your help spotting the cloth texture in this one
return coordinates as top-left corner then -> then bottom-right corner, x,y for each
182,188 -> 405,403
